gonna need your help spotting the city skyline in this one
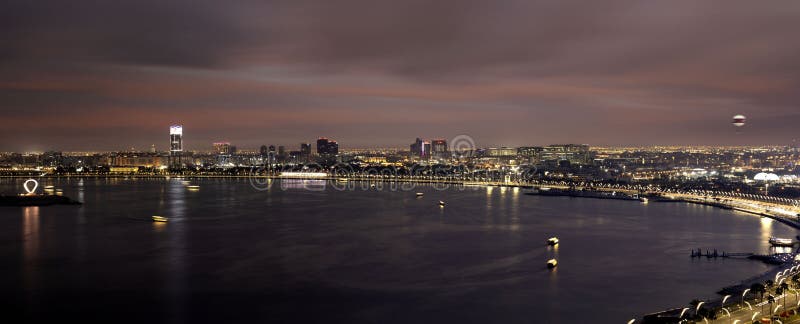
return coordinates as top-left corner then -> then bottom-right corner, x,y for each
2,1 -> 800,151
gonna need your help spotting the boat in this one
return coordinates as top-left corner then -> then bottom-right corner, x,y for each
547,237 -> 559,246
547,259 -> 558,269
186,185 -> 200,191
439,201 -> 446,206
640,197 -> 649,204
416,192 -> 424,197
151,216 -> 168,222
769,237 -> 794,247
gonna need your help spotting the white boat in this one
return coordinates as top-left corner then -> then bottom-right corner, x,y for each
547,237 -> 559,246
416,192 -> 424,197
547,259 -> 558,269
640,197 -> 649,204
769,237 -> 794,247
152,216 -> 168,222
439,200 -> 446,206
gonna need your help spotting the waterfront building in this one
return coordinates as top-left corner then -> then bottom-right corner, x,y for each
169,125 -> 185,168
169,125 -> 183,154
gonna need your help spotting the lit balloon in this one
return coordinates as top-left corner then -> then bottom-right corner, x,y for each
732,114 -> 746,127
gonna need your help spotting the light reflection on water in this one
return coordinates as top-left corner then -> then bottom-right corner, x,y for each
0,178 -> 798,324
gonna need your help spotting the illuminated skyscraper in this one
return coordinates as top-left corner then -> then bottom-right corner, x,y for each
170,125 -> 183,154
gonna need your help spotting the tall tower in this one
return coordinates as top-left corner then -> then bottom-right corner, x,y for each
170,125 -> 183,154
169,125 -> 183,168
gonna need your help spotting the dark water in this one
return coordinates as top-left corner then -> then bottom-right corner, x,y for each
0,178 -> 796,323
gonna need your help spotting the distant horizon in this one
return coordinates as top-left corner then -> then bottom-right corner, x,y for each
4,141 -> 798,155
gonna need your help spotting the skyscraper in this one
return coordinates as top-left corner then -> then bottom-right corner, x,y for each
410,138 -> 423,157
170,125 -> 183,154
316,138 -> 339,156
431,139 -> 448,159
268,145 -> 276,164
317,138 -> 329,155
300,143 -> 312,162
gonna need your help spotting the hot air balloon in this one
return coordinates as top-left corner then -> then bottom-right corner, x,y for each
732,114 -> 746,127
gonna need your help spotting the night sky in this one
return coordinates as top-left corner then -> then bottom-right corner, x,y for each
1,1 -> 799,151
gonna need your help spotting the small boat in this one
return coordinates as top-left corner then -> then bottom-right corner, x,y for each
416,192 -> 424,197
547,237 -> 559,246
769,237 -> 794,247
337,178 -> 349,182
370,184 -> 376,188
547,259 -> 558,269
152,216 -> 168,222
640,197 -> 649,204
439,201 -> 446,206
186,185 -> 200,190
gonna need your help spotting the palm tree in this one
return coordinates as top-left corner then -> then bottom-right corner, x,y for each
751,283 -> 767,316
781,282 -> 790,314
768,295 -> 776,321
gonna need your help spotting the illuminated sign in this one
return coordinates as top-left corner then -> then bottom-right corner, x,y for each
23,179 -> 38,195
170,125 -> 183,135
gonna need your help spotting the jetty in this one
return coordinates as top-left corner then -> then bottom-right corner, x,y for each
0,194 -> 82,206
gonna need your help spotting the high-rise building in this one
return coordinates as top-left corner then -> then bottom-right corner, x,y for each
169,125 -> 183,154
268,145 -> 276,164
316,138 -> 339,156
169,125 -> 184,168
431,139 -> 448,159
278,146 -> 286,161
300,143 -> 312,162
260,145 -> 269,156
410,138 -> 424,157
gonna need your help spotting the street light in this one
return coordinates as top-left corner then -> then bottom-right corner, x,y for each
626,320 -> 635,324
721,308 -> 731,324
742,288 -> 750,307
751,311 -> 760,321
722,294 -> 731,307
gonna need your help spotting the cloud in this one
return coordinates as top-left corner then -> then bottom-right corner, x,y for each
1,0 -> 799,150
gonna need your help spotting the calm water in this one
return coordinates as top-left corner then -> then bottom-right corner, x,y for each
0,178 -> 796,323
